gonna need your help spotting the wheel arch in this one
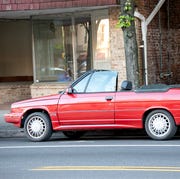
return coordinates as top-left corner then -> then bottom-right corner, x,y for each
21,109 -> 51,128
142,108 -> 175,127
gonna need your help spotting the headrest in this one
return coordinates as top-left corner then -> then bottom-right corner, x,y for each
121,80 -> 132,90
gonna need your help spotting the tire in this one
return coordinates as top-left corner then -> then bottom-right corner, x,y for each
145,110 -> 177,140
24,112 -> 52,142
63,131 -> 85,139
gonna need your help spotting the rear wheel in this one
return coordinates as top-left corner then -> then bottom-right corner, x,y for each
145,110 -> 177,140
63,131 -> 85,139
24,112 -> 52,142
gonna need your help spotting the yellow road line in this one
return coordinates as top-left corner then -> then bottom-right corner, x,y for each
31,166 -> 180,172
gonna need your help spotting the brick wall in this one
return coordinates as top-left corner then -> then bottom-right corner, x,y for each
138,0 -> 180,84
0,82 -> 32,104
0,81 -> 71,103
30,82 -> 70,98
0,0 -> 117,11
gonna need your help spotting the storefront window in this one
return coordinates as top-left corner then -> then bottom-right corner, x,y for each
33,10 -> 109,83
33,15 -> 91,82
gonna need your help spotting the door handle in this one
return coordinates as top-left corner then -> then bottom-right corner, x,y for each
105,96 -> 113,100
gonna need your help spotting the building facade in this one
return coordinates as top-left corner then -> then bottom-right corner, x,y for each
0,0 -> 179,104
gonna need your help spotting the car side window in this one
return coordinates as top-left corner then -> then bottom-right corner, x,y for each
73,74 -> 91,93
86,71 -> 117,93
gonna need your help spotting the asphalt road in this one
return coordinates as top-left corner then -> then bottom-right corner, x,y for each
1,110 -> 180,179
1,135 -> 180,179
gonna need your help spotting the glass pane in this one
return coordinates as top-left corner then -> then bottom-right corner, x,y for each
86,71 -> 117,92
33,20 -> 73,82
75,16 -> 92,77
73,73 -> 91,93
92,10 -> 110,69
95,19 -> 109,60
33,14 -> 92,83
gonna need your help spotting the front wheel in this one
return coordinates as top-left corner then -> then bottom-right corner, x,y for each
145,110 -> 177,140
24,112 -> 52,142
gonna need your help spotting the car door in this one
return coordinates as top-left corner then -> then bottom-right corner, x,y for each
58,70 -> 117,125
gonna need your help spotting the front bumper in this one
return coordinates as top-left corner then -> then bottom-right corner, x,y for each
4,113 -> 22,127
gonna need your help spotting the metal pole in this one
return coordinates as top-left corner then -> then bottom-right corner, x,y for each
71,17 -> 77,80
134,11 -> 148,85
146,0 -> 166,26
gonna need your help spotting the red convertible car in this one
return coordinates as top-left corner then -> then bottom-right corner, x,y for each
5,70 -> 180,141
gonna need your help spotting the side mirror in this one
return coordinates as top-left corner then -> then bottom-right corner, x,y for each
67,87 -> 73,94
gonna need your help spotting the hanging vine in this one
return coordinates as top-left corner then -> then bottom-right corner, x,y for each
117,0 -> 135,28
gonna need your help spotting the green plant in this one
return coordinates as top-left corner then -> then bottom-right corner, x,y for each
117,15 -> 134,28
117,0 -> 135,29
124,0 -> 132,11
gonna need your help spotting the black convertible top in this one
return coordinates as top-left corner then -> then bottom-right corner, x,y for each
135,84 -> 180,93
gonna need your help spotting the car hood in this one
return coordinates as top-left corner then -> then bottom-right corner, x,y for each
11,93 -> 62,109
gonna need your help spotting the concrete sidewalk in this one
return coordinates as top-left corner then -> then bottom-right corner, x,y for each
0,104 -> 24,138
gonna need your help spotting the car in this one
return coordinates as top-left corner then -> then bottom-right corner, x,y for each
4,69 -> 180,141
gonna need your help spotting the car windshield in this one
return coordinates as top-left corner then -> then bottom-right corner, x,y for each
72,70 -> 117,93
73,73 -> 91,93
